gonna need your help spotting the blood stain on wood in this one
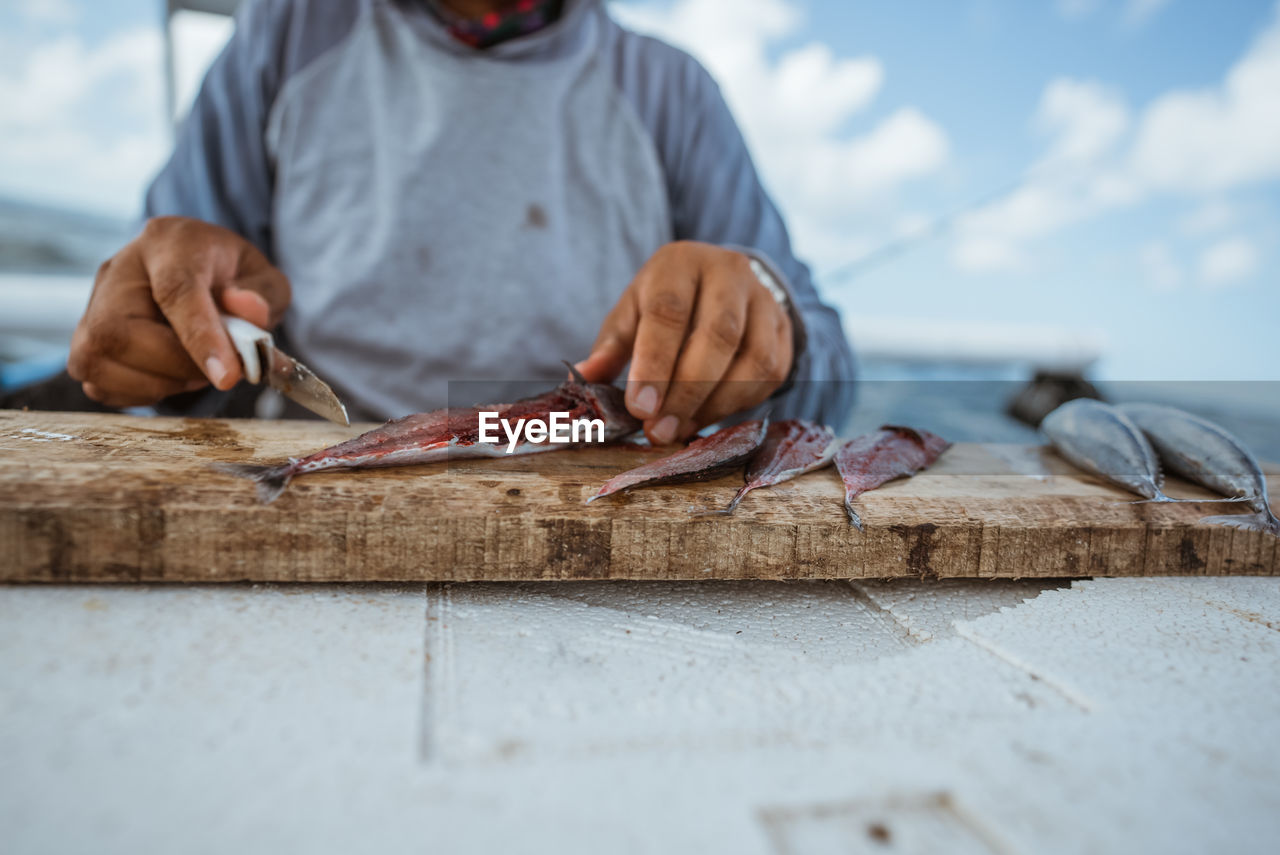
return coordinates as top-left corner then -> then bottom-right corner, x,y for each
125,419 -> 254,457
537,518 -> 610,578
1178,534 -> 1206,572
895,522 -> 939,576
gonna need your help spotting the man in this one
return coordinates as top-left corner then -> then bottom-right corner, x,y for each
67,0 -> 855,443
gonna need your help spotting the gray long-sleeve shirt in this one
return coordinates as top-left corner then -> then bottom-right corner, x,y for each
146,0 -> 856,425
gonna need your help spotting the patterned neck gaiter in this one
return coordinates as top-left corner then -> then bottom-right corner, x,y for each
429,0 -> 566,49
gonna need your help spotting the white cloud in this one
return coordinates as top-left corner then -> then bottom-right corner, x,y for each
0,27 -> 168,217
951,81 -> 1134,272
962,183 -> 1086,243
953,4 -> 1280,275
1139,240 -> 1183,291
19,0 -> 77,26
1125,0 -> 1174,27
1035,78 -> 1130,165
1130,8 -> 1280,192
816,107 -> 948,199
611,0 -> 949,267
892,211 -> 932,241
1198,236 -> 1259,287
171,10 -> 234,121
1178,199 -> 1237,236
953,235 -> 1026,274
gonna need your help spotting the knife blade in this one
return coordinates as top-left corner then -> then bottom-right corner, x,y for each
259,341 -> 350,426
221,314 -> 350,426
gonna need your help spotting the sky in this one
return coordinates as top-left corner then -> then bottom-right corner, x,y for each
1,0 -> 1277,381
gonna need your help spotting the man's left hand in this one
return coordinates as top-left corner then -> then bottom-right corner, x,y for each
575,241 -> 793,444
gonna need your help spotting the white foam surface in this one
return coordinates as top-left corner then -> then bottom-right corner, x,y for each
2,577 -> 1277,853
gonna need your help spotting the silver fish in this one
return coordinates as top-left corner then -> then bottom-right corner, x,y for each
1118,402 -> 1278,536
1041,398 -> 1178,502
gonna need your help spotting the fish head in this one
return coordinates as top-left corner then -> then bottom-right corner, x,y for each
581,382 -> 642,441
562,361 -> 641,441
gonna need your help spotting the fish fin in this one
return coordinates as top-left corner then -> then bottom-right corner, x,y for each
1110,495 -> 1177,505
844,498 -> 864,531
563,360 -> 588,385
1199,511 -> 1280,536
1111,494 -> 1251,506
211,462 -> 294,504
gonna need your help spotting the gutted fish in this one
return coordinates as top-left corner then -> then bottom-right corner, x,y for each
836,425 -> 950,530
218,364 -> 638,503
1118,402 -> 1277,536
713,419 -> 837,514
587,419 -> 768,504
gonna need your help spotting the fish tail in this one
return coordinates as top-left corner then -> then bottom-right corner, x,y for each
844,498 -> 864,531
1200,509 -> 1280,537
212,462 -> 295,504
694,488 -> 747,518
722,486 -> 751,514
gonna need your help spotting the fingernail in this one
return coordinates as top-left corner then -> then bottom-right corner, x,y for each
651,414 -> 679,444
634,385 -> 659,417
205,356 -> 228,388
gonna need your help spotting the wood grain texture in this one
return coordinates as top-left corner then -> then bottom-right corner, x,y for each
1,410 -> 1276,582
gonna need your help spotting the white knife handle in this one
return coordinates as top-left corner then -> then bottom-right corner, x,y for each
220,314 -> 271,385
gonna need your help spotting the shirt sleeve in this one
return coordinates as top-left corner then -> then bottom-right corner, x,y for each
656,57 -> 858,431
143,0 -> 285,256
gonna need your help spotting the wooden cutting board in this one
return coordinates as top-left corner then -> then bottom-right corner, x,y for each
1,409 -> 1276,582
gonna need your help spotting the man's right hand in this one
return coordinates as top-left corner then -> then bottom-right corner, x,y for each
67,216 -> 291,408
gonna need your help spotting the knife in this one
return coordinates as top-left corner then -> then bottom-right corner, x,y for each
220,314 -> 350,426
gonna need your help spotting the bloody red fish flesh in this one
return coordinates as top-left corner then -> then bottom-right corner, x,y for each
835,425 -> 951,529
218,365 -> 639,503
717,419 -> 837,513
587,419 -> 768,503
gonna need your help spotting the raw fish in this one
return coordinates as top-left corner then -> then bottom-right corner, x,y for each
836,425 -> 950,530
1119,402 -> 1276,536
1041,399 -> 1174,502
716,419 -> 837,514
218,364 -> 638,503
588,419 -> 768,503
1041,399 -> 1245,506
